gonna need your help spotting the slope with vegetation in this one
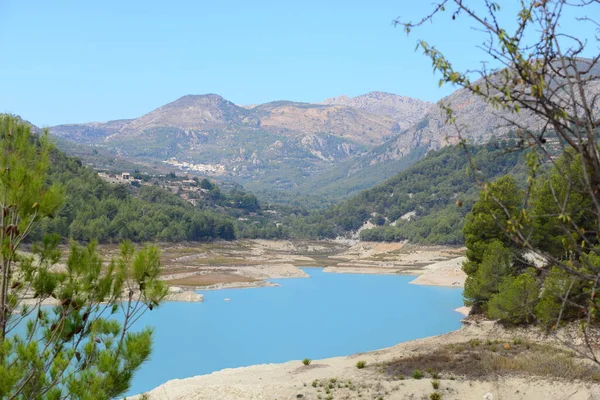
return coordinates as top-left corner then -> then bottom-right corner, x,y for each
32,140 -> 285,243
288,141 -> 525,244
392,0 -> 600,358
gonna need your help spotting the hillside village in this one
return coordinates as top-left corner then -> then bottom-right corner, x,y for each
97,170 -> 217,207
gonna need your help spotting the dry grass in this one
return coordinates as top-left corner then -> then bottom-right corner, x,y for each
172,256 -> 263,266
386,339 -> 600,382
164,273 -> 257,287
159,267 -> 205,276
292,256 -> 340,268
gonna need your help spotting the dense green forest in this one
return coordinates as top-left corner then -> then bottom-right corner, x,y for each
33,150 -> 286,243
286,141 -> 526,244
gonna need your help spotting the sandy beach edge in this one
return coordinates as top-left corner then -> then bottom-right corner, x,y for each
131,319 -> 598,400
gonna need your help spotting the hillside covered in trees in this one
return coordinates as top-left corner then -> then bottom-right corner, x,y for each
287,141 -> 526,244
36,132 -> 532,246
33,148 -> 286,243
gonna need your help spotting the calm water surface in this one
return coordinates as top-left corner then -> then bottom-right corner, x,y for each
127,268 -> 463,396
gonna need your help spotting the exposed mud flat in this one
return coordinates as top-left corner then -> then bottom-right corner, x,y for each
110,239 -> 468,291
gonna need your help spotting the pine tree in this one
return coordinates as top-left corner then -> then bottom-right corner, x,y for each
0,115 -> 166,399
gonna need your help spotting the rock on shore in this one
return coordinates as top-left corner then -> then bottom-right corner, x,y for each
164,286 -> 204,302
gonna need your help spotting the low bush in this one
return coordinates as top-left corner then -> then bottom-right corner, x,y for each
430,392 -> 442,400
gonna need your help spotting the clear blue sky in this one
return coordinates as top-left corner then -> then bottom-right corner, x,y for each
0,1 -> 596,126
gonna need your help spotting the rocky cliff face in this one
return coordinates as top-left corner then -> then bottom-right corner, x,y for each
365,60 -> 600,166
366,85 -> 544,166
257,102 -> 400,146
322,91 -> 433,130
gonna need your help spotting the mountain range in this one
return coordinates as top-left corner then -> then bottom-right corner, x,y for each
49,92 -> 432,196
48,67 -> 600,201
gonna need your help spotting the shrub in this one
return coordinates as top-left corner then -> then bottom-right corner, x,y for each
430,392 -> 442,400
356,360 -> 367,369
432,379 -> 440,389
303,358 -> 312,366
413,369 -> 424,379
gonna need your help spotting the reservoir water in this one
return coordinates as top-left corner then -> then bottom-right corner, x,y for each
127,268 -> 463,396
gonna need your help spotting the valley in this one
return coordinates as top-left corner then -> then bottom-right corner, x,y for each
2,1 -> 600,399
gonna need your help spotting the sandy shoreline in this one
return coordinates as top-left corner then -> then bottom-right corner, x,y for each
133,320 -> 598,400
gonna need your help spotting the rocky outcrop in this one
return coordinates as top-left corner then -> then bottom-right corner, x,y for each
322,91 -> 433,131
164,286 -> 204,302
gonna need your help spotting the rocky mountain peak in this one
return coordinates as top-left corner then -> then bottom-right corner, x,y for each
118,94 -> 257,134
321,91 -> 433,130
167,94 -> 229,107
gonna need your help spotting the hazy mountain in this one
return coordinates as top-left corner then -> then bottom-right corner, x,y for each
365,87 -> 542,166
49,67 -> 599,201
322,91 -> 433,130
367,60 -> 600,166
50,119 -> 132,144
299,62 -> 600,200
117,94 -> 260,136
49,93 -> 416,192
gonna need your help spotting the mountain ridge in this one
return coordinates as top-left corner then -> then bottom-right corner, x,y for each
49,91 -> 432,194
321,91 -> 433,131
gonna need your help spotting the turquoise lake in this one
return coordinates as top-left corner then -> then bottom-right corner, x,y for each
127,268 -> 464,396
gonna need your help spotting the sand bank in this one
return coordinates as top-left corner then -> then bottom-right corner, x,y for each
408,256 -> 467,287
